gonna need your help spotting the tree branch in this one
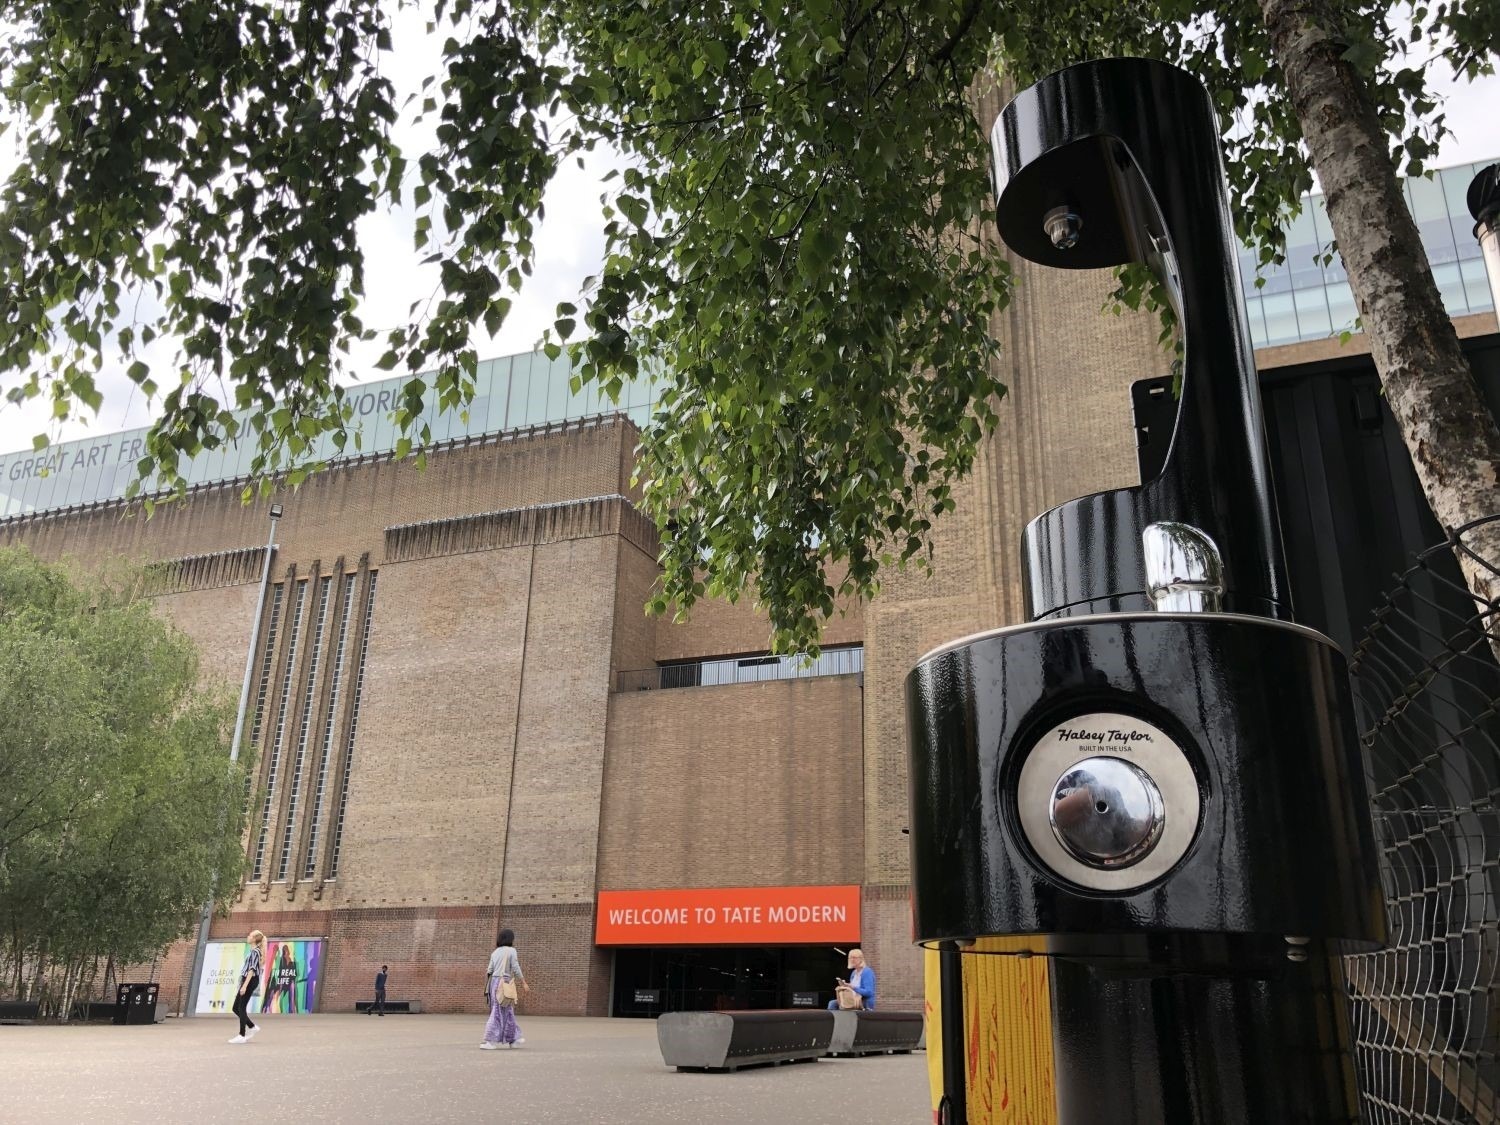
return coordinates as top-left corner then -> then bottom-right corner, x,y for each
932,0 -> 983,64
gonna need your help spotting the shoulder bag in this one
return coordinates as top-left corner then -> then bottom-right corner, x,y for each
835,982 -> 864,1010
498,949 -> 520,1005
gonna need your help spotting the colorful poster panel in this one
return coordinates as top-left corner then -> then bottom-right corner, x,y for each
256,939 -> 322,1014
195,939 -> 324,1015
195,941 -> 247,1015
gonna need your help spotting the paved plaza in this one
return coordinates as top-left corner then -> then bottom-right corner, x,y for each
2,1014 -> 931,1124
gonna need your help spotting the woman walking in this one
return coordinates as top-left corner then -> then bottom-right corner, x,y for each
481,929 -> 529,1050
229,930 -> 266,1044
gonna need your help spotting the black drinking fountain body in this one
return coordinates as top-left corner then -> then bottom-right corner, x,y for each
905,58 -> 1386,1123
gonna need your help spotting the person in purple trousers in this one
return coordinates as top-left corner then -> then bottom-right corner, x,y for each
480,929 -> 529,1049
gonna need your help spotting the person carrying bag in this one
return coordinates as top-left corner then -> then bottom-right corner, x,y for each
480,928 -> 530,1049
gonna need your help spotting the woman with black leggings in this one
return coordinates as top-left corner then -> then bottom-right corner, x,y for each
229,930 -> 266,1044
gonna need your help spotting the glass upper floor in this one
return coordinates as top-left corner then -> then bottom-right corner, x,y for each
5,158 -> 1496,518
1238,159 -> 1496,349
0,349 -> 660,520
616,645 -> 865,692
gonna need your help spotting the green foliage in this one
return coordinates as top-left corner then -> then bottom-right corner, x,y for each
0,0 -> 1494,650
0,547 -> 249,1008
550,2 -> 1012,649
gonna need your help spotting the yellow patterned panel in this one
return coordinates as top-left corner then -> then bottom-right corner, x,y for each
925,949 -> 1057,1125
926,948 -> 944,1123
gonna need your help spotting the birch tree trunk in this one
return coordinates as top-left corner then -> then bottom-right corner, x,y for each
26,946 -> 44,1002
59,956 -> 78,1023
1261,0 -> 1500,641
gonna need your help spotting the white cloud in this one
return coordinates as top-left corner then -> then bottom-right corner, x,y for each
1429,68 -> 1500,169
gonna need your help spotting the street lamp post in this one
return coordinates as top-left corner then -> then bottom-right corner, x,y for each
183,502 -> 282,1017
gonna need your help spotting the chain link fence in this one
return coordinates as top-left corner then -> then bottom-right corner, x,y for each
1345,515 -> 1500,1123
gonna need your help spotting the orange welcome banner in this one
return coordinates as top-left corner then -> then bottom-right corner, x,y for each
595,885 -> 862,945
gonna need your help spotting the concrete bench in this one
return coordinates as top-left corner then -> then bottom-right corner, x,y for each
657,1010 -> 835,1071
354,1000 -> 422,1013
827,1010 -> 926,1057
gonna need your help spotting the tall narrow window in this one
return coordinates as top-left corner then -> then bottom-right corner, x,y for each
328,571 -> 378,879
300,573 -> 357,880
250,580 -> 307,880
241,583 -> 285,810
247,584 -> 286,749
275,575 -> 332,881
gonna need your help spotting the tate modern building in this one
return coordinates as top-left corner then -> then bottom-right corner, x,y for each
2,147 -> 1494,1018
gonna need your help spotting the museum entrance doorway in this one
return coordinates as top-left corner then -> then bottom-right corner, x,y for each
610,945 -> 851,1017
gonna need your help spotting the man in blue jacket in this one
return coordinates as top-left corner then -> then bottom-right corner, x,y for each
372,965 -> 388,1016
828,948 -> 876,1011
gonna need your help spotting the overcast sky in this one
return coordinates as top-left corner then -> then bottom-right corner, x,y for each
1,18 -> 1498,456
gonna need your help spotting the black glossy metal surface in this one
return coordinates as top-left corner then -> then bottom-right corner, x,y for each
1469,162 -> 1500,228
992,59 -> 1291,622
906,614 -> 1385,949
1050,946 -> 1361,1123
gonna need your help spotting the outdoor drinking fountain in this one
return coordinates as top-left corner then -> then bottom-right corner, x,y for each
906,58 -> 1386,1124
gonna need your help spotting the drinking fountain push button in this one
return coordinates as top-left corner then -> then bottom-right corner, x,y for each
1049,757 -> 1165,869
1016,712 -> 1201,892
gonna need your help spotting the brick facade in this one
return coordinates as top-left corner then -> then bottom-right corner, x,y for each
321,907 -> 499,1016
599,677 -> 865,891
860,886 -> 925,1013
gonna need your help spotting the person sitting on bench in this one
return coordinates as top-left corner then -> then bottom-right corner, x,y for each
828,948 -> 876,1011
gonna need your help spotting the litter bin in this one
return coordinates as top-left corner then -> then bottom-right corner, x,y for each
115,983 -> 159,1026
